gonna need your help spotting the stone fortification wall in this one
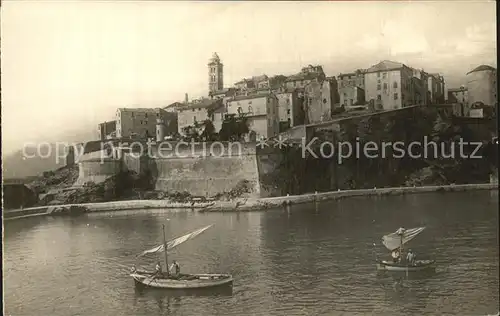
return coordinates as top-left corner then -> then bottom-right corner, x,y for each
74,150 -> 122,186
147,141 -> 261,197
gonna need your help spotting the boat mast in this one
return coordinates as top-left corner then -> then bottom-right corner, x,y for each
162,224 -> 169,277
400,233 -> 404,259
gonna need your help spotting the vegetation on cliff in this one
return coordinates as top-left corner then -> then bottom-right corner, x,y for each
180,113 -> 250,142
260,106 -> 497,194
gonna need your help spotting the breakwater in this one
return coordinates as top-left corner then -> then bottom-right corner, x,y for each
4,183 -> 497,221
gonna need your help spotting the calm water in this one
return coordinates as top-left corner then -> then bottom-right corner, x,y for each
4,191 -> 499,316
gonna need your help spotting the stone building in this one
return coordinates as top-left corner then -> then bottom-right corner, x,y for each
466,65 -> 497,106
411,68 -> 430,105
364,60 -> 415,110
177,98 -> 225,135
226,93 -> 279,140
447,87 -> 468,106
3,181 -> 38,210
233,75 -> 272,95
428,73 -> 446,104
284,65 -> 326,90
338,69 -> 366,106
115,108 -> 177,139
275,88 -> 304,131
97,120 -> 116,140
304,77 -> 340,123
164,101 -> 185,113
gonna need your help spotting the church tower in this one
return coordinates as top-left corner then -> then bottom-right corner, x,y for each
208,52 -> 223,93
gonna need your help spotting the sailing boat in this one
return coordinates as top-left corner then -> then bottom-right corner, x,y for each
130,224 -> 233,289
376,227 -> 435,272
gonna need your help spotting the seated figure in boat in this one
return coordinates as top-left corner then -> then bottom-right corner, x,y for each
169,260 -> 181,279
406,249 -> 416,265
391,249 -> 401,263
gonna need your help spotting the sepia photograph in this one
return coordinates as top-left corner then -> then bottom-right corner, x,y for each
1,1 -> 498,315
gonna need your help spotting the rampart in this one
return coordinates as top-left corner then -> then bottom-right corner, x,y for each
72,105 -> 495,197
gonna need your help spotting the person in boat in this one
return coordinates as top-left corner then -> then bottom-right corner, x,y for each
391,249 -> 401,263
155,261 -> 163,276
406,249 -> 416,265
169,260 -> 181,279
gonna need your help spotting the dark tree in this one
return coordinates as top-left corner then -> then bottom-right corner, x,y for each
219,113 -> 249,141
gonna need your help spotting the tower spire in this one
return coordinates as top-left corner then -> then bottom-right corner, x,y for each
208,52 -> 223,94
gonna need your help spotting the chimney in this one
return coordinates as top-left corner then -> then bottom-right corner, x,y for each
184,93 -> 189,103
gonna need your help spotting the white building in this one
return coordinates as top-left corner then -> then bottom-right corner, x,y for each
226,93 -> 279,140
364,60 -> 415,110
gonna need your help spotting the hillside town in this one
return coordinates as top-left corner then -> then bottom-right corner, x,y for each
96,53 -> 497,143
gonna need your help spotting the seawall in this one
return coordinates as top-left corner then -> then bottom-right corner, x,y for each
147,142 -> 262,197
4,183 -> 497,221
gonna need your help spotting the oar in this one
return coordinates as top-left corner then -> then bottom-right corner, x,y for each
147,274 -> 158,286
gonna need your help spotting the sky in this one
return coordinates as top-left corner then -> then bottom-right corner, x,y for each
1,1 -> 497,154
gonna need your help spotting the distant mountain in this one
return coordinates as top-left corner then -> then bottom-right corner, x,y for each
3,144 -> 70,179
2,129 -> 97,180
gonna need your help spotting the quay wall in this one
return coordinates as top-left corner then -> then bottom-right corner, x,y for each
4,183 -> 497,221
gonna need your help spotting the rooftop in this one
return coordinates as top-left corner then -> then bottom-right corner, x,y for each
467,64 -> 497,75
448,87 -> 468,92
285,71 -> 322,82
179,98 -> 223,111
163,102 -> 184,109
234,75 -> 269,85
117,108 -> 161,113
365,60 -> 406,73
230,93 -> 275,102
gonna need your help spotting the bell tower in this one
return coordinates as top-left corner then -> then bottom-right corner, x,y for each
208,52 -> 223,93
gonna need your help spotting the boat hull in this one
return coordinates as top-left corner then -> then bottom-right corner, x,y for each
130,270 -> 233,289
376,260 -> 436,272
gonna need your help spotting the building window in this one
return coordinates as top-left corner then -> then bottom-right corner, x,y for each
287,109 -> 290,114
323,98 -> 327,104
377,84 -> 381,90
394,93 -> 398,100
383,73 -> 387,79
377,72 -> 380,78
377,95 -> 381,100
393,82 -> 398,88
383,83 -> 388,89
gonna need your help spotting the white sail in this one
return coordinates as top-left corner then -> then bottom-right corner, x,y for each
381,227 -> 426,251
138,225 -> 213,257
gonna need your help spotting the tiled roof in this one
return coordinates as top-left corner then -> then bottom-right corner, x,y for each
118,108 -> 161,113
229,93 -> 275,102
365,60 -> 405,73
467,65 -> 497,75
210,88 -> 236,96
448,87 -> 467,92
285,71 -> 321,82
252,74 -> 269,82
234,75 -> 268,85
163,102 -> 184,109
180,98 -> 223,110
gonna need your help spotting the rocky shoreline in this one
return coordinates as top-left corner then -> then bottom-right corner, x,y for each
4,183 -> 498,221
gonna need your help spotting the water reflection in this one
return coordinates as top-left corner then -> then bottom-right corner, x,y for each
3,191 -> 499,316
134,284 -> 233,298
